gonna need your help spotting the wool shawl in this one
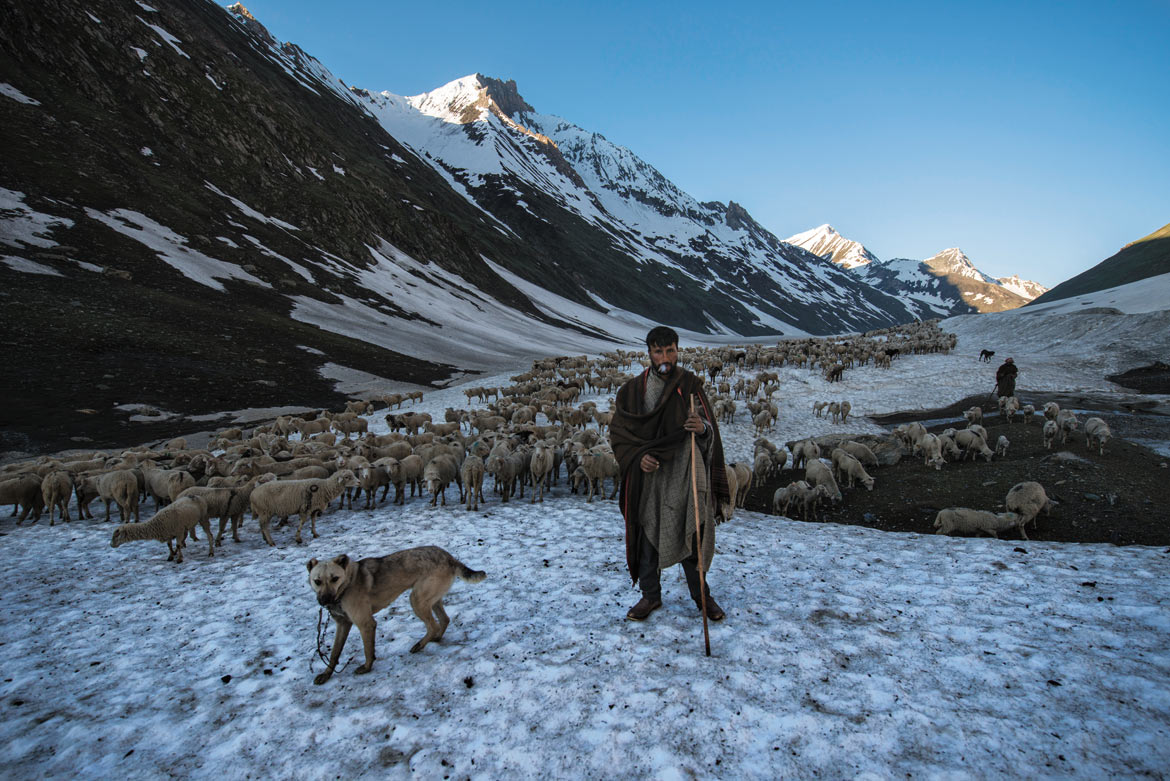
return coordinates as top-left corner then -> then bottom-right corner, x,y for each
609,367 -> 729,584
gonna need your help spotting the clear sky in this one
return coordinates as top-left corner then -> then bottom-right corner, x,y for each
238,0 -> 1168,288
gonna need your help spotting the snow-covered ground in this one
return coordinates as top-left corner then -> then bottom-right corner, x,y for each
2,287 -> 1169,778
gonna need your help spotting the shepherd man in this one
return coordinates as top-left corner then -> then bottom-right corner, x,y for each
608,326 -> 731,622
996,356 -> 1019,398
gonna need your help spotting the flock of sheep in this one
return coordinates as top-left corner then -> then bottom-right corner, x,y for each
1,318 -> 1110,561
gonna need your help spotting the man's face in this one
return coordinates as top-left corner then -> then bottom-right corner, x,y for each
649,342 -> 678,375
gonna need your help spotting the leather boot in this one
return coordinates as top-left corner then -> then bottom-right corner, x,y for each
626,596 -> 662,621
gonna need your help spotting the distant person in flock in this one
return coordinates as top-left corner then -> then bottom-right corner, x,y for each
996,357 -> 1019,398
608,326 -> 730,622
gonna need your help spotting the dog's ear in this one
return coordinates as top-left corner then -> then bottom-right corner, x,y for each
306,558 -> 318,572
333,554 -> 350,569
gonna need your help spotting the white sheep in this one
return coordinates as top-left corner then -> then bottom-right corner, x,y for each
424,454 -> 460,507
461,455 -> 486,511
804,459 -> 842,504
579,447 -> 619,502
528,442 -> 555,503
954,429 -> 993,462
963,406 -> 983,426
752,409 -> 773,436
250,470 -> 358,546
839,400 -> 852,424
830,448 -> 874,490
731,462 -> 752,508
772,480 -> 809,516
933,507 -> 1024,538
1042,419 -> 1059,449
111,495 -> 212,563
813,400 -> 828,418
1056,409 -> 1079,444
836,440 -> 878,469
792,439 -> 821,471
995,435 -> 1010,458
2,474 -> 44,524
721,463 -> 739,523
41,470 -> 75,525
1005,481 -> 1054,536
1021,404 -> 1036,424
1043,401 -> 1060,421
918,434 -> 946,470
1083,417 -> 1112,455
828,401 -> 841,423
752,451 -> 773,485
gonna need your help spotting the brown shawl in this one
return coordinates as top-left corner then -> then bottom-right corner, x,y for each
609,367 -> 729,584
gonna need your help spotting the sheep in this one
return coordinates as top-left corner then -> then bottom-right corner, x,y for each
1,474 -> 44,524
792,439 -> 821,471
731,462 -> 752,508
830,448 -> 874,490
903,422 -> 928,452
164,437 -> 188,450
461,455 -> 486,510
836,440 -> 878,469
953,429 -> 993,462
485,452 -> 521,502
111,495 -> 212,563
580,446 -> 619,502
250,470 -> 358,546
772,480 -> 809,516
41,470 -> 75,525
1083,417 -> 1112,455
995,435 -> 1010,458
141,463 -> 195,507
354,464 -> 390,510
804,459 -> 842,504
80,469 -> 140,522
999,395 -> 1021,424
933,507 -> 1024,539
752,409 -> 773,436
752,451 -> 773,484
1005,481 -> 1054,536
214,474 -> 273,544
1057,409 -> 1079,443
967,423 -> 990,443
721,463 -> 739,523
1042,419 -> 1059,449
176,485 -> 244,546
1020,404 -> 1036,424
839,400 -> 852,424
918,434 -> 946,470
395,454 -> 424,503
529,442 -> 555,503
801,483 -> 834,521
938,433 -> 962,462
963,406 -> 983,426
423,454 -> 461,507
813,400 -> 828,418
828,401 -> 841,423
1043,401 -> 1060,421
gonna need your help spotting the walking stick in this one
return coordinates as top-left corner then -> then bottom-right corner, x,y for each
689,395 -> 712,657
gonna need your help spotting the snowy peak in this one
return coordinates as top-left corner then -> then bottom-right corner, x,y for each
922,247 -> 995,283
996,274 -> 1048,301
784,224 -> 878,269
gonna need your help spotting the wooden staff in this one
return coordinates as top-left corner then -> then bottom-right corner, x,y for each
689,395 -> 712,657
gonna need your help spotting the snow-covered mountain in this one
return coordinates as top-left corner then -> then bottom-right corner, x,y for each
783,224 -> 878,269
996,274 -> 1049,300
784,225 -> 1047,313
858,248 -> 1032,318
352,73 -> 919,337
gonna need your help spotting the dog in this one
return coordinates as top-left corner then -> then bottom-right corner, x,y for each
307,546 -> 486,685
979,349 -> 995,363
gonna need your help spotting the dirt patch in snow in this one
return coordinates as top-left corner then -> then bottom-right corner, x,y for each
743,394 -> 1170,547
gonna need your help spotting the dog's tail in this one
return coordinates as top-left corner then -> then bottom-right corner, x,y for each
458,562 -> 487,583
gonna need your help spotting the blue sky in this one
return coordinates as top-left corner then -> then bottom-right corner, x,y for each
239,0 -> 1168,287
